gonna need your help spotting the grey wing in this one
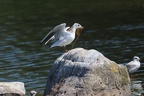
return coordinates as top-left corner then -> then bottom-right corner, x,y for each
40,23 -> 66,44
126,62 -> 136,70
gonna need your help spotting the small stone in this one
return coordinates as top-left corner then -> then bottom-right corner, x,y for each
0,82 -> 25,96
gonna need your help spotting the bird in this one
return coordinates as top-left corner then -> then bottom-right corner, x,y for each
126,56 -> 140,73
40,23 -> 83,51
30,90 -> 37,96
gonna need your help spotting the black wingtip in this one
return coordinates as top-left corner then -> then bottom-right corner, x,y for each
40,40 -> 44,45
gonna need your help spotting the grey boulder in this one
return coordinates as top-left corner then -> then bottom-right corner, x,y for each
44,48 -> 131,96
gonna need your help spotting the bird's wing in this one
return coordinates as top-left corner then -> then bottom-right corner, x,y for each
40,23 -> 66,44
44,36 -> 55,45
50,38 -> 66,48
126,61 -> 136,70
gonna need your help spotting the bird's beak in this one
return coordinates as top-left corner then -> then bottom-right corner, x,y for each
80,26 -> 84,29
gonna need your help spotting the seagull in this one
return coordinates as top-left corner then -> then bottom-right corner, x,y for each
40,23 -> 83,51
30,90 -> 37,96
126,56 -> 140,73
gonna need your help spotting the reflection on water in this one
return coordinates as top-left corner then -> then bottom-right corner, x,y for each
0,0 -> 144,95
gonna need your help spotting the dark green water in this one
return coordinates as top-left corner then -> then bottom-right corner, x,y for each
0,0 -> 144,95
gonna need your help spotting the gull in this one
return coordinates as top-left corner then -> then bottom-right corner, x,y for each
126,56 -> 140,73
40,23 -> 83,51
30,90 -> 37,96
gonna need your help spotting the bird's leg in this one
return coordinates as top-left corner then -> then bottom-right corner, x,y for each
130,73 -> 132,78
64,46 -> 68,52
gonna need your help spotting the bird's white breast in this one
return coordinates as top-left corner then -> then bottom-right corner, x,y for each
63,32 -> 75,45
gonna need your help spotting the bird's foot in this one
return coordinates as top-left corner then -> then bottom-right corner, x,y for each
64,50 -> 69,52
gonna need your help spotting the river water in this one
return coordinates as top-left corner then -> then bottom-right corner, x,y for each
0,0 -> 144,95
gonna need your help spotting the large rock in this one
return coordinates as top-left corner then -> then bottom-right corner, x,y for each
44,48 -> 131,96
0,82 -> 25,96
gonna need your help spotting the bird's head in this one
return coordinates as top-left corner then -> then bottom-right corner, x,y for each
73,23 -> 84,36
133,56 -> 140,61
73,23 -> 84,29
30,90 -> 37,96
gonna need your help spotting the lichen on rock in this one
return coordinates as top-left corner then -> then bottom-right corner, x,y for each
44,48 -> 131,96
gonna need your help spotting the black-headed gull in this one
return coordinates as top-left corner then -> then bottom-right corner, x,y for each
126,56 -> 140,73
40,23 -> 83,50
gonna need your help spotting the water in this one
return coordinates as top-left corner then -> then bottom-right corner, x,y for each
0,0 -> 144,95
